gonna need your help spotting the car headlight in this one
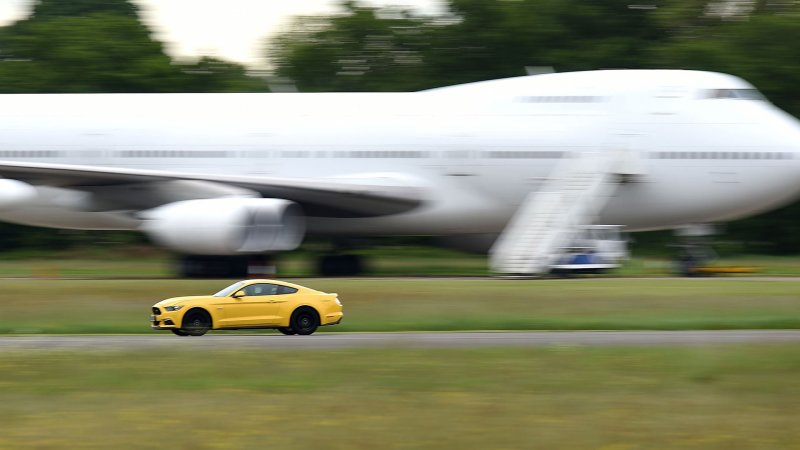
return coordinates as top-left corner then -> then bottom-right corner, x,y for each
334,298 -> 342,306
164,305 -> 185,312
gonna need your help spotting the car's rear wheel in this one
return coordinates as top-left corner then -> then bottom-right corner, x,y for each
182,309 -> 212,336
277,327 -> 296,335
171,329 -> 190,336
291,308 -> 319,335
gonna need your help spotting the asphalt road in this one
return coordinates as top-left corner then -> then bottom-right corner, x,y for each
1,330 -> 799,351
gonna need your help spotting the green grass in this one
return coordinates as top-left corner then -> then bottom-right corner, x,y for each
1,278 -> 800,334
0,250 -> 490,278
1,345 -> 799,449
3,251 -> 800,278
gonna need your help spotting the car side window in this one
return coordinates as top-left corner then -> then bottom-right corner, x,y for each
242,284 -> 297,296
244,283 -> 279,296
277,285 -> 298,295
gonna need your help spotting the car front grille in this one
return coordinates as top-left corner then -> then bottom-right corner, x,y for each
152,307 -> 161,315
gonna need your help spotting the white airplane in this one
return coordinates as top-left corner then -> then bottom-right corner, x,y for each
0,69 -> 799,277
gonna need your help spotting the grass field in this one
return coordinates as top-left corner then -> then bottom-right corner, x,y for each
1,278 -> 800,334
3,251 -> 800,278
0,345 -> 798,449
2,254 -> 799,448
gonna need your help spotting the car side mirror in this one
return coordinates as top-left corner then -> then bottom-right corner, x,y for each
233,291 -> 246,299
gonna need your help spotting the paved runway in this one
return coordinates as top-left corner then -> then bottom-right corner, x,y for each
1,330 -> 800,351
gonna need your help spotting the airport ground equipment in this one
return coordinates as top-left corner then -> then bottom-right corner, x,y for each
549,225 -> 628,276
489,149 -> 636,276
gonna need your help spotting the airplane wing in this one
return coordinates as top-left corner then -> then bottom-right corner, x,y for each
0,160 -> 427,217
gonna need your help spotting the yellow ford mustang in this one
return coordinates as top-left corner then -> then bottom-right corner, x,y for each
150,279 -> 343,336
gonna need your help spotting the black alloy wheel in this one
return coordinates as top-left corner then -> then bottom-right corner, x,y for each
182,310 -> 212,336
277,327 -> 296,335
171,329 -> 190,336
291,308 -> 319,335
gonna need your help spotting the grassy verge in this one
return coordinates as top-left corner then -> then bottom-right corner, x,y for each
1,345 -> 798,449
1,278 -> 800,333
0,251 -> 490,278
3,251 -> 800,278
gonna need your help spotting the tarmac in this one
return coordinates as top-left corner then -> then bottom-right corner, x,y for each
1,330 -> 799,351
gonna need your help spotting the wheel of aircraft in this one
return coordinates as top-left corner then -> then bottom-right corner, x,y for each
176,255 -> 280,279
176,255 -> 251,278
317,254 -> 365,276
175,253 -> 366,278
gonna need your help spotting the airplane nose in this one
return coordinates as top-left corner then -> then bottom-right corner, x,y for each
788,123 -> 800,175
756,109 -> 800,205
769,110 -> 800,175
785,125 -> 800,198
793,143 -> 800,180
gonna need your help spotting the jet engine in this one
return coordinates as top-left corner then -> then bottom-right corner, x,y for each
0,179 -> 37,210
140,198 -> 305,255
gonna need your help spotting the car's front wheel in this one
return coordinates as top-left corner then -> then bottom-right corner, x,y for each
171,329 -> 190,336
277,327 -> 296,335
291,308 -> 319,335
182,309 -> 212,336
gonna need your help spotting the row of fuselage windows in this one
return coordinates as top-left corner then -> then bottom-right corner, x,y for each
120,150 -> 230,158
0,151 -> 62,158
516,96 -> 607,103
0,150 -> 567,159
513,90 -> 763,103
0,150 -> 793,160
653,151 -> 793,160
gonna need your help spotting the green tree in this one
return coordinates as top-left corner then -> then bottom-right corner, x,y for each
0,0 -> 267,93
270,0 -> 672,90
0,12 -> 184,93
269,1 -> 432,92
651,12 -> 800,117
26,0 -> 139,19
178,57 -> 268,93
424,0 -> 666,83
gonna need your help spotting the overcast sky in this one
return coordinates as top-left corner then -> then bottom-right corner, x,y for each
0,0 -> 444,67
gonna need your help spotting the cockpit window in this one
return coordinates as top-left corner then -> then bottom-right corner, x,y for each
700,89 -> 765,100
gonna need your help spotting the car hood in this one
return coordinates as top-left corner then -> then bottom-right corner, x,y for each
154,296 -> 212,308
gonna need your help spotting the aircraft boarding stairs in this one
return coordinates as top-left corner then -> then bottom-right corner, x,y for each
489,149 -> 637,276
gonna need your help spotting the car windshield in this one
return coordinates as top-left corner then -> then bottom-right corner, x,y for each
213,281 -> 246,297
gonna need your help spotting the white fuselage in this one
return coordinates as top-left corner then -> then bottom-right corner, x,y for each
1,70 -> 800,239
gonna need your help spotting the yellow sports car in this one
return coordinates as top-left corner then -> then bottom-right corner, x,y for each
150,279 -> 343,336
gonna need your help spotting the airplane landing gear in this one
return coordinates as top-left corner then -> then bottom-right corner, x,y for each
672,224 -> 717,277
317,254 -> 365,276
176,255 -> 276,279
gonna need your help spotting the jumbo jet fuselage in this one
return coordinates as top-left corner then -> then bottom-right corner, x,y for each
0,69 -> 799,255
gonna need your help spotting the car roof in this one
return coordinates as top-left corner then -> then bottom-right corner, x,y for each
239,279 -> 309,291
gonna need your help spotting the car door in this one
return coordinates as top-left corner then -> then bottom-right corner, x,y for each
225,283 -> 290,327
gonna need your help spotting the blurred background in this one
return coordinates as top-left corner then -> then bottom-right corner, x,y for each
1,0 -> 800,272
3,4 -> 800,448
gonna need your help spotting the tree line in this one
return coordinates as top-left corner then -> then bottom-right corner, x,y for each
270,0 -> 800,115
1,0 -> 800,253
